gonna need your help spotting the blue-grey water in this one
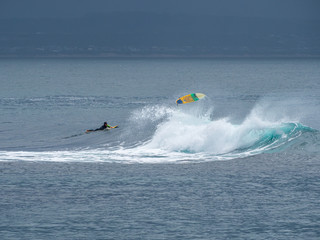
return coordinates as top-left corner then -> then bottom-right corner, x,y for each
1,58 -> 320,239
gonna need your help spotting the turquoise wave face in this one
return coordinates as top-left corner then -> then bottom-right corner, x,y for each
230,123 -> 315,156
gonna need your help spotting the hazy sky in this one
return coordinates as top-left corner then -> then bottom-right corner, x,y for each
1,0 -> 320,19
1,0 -> 319,55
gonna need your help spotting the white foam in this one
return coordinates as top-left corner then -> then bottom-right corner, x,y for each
140,105 -> 282,154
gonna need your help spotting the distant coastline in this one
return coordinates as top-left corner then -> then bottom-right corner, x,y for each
2,13 -> 319,60
1,53 -> 320,59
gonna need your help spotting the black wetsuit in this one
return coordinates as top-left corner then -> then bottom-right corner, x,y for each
94,124 -> 111,131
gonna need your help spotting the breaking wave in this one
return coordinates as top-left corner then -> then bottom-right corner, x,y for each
1,101 -> 318,163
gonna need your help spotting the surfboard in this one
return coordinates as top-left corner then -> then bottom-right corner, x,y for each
86,125 -> 118,133
176,93 -> 206,105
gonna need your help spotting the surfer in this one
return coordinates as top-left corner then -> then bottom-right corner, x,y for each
96,122 -> 112,131
86,122 -> 111,132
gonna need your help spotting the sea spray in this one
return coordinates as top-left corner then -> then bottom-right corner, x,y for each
131,102 -> 316,157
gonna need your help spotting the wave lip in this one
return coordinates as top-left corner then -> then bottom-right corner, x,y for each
144,119 -> 314,158
227,122 -> 314,158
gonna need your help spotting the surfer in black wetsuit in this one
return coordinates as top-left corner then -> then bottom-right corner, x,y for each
95,122 -> 111,131
86,122 -> 112,132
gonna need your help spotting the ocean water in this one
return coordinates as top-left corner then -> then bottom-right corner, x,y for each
1,58 -> 320,239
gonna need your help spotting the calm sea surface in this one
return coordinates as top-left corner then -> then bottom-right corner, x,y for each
1,58 -> 320,239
